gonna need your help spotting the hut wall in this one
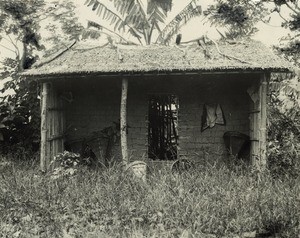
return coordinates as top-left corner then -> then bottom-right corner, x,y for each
58,73 -> 257,163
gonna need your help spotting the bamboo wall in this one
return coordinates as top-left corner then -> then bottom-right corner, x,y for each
40,82 -> 65,171
53,74 -> 256,165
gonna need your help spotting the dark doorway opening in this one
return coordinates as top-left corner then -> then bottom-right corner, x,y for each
148,94 -> 178,160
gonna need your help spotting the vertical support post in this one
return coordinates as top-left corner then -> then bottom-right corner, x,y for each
40,83 -> 50,172
259,73 -> 268,168
120,78 -> 129,165
248,82 -> 260,167
248,73 -> 268,169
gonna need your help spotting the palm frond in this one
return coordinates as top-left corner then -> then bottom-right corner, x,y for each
156,0 -> 202,45
148,0 -> 172,13
111,0 -> 150,30
147,2 -> 166,24
84,0 -> 143,43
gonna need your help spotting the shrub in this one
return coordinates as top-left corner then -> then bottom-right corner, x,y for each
267,107 -> 300,178
50,151 -> 95,179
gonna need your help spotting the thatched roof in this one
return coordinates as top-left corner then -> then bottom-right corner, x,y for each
23,39 -> 291,76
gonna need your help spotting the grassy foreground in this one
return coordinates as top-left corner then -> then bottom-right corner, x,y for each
0,159 -> 299,238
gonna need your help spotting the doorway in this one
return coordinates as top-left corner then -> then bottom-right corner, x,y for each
148,94 -> 178,160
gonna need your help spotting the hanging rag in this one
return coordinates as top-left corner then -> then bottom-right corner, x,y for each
201,104 -> 225,131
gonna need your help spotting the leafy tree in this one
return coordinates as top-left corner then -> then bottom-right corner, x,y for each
0,0 -> 45,157
0,0 -> 83,158
266,0 -> 300,176
84,0 -> 202,45
271,0 -> 300,66
205,0 -> 268,38
42,1 -> 84,56
206,0 -> 300,175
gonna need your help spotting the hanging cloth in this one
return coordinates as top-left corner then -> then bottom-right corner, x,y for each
201,103 -> 225,132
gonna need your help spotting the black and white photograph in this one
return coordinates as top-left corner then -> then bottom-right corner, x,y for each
0,0 -> 299,237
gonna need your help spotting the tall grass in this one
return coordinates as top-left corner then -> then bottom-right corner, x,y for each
0,159 -> 299,238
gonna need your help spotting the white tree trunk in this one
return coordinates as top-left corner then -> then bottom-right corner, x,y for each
120,78 -> 129,165
40,83 -> 50,172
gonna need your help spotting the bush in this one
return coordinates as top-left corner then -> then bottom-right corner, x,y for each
267,73 -> 300,178
50,151 -> 98,179
267,107 -> 300,178
0,78 -> 40,159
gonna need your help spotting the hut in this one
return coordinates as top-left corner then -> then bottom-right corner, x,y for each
23,39 -> 291,171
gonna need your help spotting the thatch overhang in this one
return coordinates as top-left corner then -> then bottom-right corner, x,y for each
23,39 -> 292,78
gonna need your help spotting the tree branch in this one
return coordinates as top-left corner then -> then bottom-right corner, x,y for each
260,19 -> 282,28
7,34 -> 20,59
33,40 -> 77,68
206,36 -> 252,64
73,42 -> 110,51
277,11 -> 289,23
0,44 -> 17,54
285,2 -> 300,15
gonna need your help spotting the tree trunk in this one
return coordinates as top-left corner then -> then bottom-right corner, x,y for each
18,41 -> 27,71
120,78 -> 129,166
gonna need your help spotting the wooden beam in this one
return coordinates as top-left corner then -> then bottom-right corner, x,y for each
120,78 -> 129,166
40,83 -> 50,172
27,70 -> 279,82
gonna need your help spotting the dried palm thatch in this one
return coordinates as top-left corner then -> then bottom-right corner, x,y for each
23,39 -> 291,77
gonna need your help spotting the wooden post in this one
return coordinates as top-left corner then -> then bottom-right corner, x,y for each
248,82 -> 260,167
120,78 -> 129,165
259,74 -> 268,168
40,83 -> 50,172
248,73 -> 268,169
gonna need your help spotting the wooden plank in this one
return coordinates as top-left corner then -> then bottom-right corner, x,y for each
40,83 -> 50,172
120,78 -> 129,165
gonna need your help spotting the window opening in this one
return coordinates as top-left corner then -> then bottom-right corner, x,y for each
148,94 -> 178,160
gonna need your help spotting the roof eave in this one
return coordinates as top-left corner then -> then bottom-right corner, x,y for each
22,67 -> 290,82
